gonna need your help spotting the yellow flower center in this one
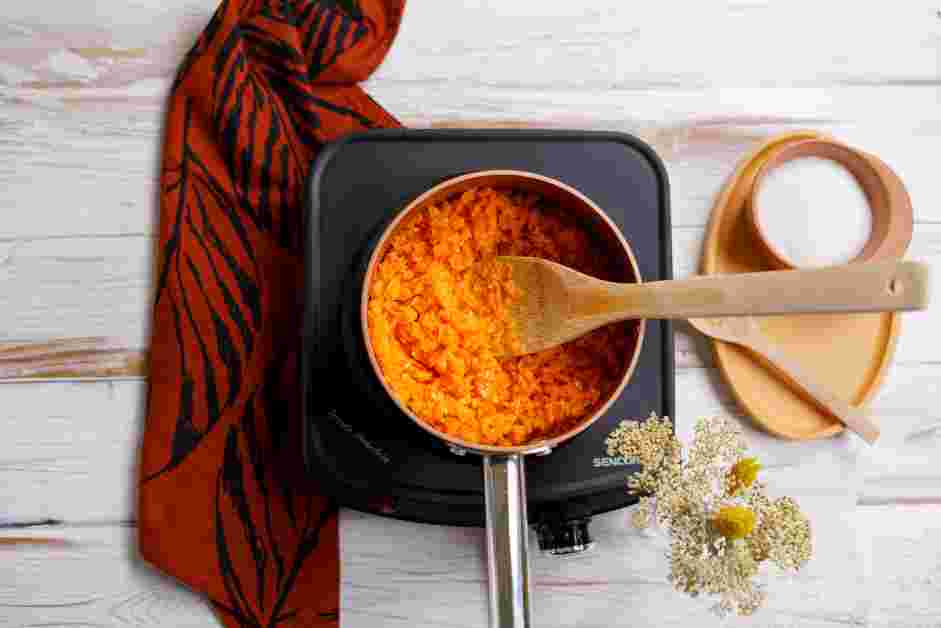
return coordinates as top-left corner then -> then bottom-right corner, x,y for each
727,457 -> 761,494
711,506 -> 756,539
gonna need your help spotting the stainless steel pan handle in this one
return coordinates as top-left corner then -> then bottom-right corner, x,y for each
483,454 -> 532,627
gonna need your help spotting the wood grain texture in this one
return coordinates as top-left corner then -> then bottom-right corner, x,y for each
3,89 -> 941,239
0,525 -> 218,628
0,0 -> 209,94
2,371 -> 939,526
2,1 -> 938,101
374,0 -> 941,88
0,506 -> 938,628
0,224 -> 937,380
3,89 -> 940,371
0,338 -> 145,380
688,315 -> 883,444
340,505 -> 941,628
1,0 -> 940,626
0,380 -> 143,525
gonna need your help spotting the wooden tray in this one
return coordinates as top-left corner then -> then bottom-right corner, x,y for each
701,131 -> 906,440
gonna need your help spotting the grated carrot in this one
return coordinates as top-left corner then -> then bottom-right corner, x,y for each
367,186 -> 634,446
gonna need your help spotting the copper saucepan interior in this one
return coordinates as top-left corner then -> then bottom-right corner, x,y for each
360,171 -> 644,628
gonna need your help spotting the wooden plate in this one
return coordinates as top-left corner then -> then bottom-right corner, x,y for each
701,131 -> 908,440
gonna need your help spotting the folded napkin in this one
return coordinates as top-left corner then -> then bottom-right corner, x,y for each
139,1 -> 404,625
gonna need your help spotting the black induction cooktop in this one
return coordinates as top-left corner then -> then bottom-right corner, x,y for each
302,129 -> 673,552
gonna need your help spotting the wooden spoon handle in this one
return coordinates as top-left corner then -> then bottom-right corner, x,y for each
586,260 -> 929,321
745,335 -> 881,443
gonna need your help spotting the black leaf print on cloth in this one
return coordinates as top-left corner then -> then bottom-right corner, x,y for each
147,95 -> 260,480
150,0 -> 379,480
212,398 -> 339,627
193,185 -> 262,331
215,428 -> 262,628
186,211 -> 255,356
140,1 -> 404,627
221,427 -> 268,611
186,254 -> 243,409
241,393 -> 286,588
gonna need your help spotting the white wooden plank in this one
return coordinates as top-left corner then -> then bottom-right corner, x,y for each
376,0 -> 941,89
0,235 -> 152,347
367,83 -> 941,227
0,224 -> 937,366
0,0 -> 212,90
341,503 -> 941,628
0,380 -> 143,525
0,2 -> 938,626
866,505 -> 941,627
0,105 -> 161,239
0,525 -> 217,628
675,365 -> 941,508
5,503 -> 937,628
1,362 -> 939,527
0,338 -> 145,380
3,87 -> 941,241
1,3 -> 940,238
2,0 -> 938,96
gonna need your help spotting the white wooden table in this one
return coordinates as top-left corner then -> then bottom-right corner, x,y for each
2,2 -> 940,627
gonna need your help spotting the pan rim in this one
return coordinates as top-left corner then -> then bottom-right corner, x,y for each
360,169 -> 646,456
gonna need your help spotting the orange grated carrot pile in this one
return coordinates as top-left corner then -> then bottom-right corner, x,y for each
367,186 -> 634,446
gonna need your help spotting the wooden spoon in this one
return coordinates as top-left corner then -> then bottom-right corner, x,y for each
688,316 -> 880,442
497,256 -> 930,357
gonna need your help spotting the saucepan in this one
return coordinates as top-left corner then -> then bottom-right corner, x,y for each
359,171 -> 644,627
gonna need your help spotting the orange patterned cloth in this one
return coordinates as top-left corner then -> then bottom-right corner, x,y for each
139,1 -> 404,626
